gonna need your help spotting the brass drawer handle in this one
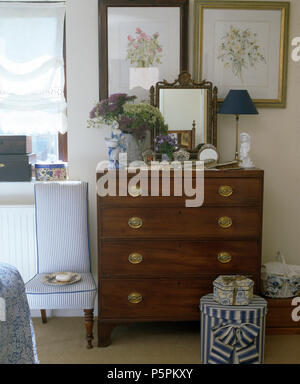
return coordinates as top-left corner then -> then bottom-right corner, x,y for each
217,252 -> 232,264
128,292 -> 143,304
128,253 -> 143,264
0,163 -> 5,168
218,185 -> 233,197
128,185 -> 142,197
128,216 -> 143,229
218,216 -> 233,229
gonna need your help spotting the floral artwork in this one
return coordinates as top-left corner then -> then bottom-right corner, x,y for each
217,26 -> 266,82
126,28 -> 163,68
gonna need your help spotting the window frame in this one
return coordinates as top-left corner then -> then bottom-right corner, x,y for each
58,17 -> 68,162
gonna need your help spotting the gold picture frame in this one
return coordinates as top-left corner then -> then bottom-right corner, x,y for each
193,1 -> 290,108
168,128 -> 195,150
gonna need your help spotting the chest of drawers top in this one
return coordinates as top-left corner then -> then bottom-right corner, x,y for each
97,168 -> 263,241
97,168 -> 264,208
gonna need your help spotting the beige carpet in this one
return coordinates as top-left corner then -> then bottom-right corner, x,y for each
32,318 -> 300,364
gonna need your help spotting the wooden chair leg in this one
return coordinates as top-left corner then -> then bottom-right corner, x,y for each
41,309 -> 47,324
84,309 -> 94,349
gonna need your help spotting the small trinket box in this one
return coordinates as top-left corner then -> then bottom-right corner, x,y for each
213,275 -> 254,306
35,162 -> 67,181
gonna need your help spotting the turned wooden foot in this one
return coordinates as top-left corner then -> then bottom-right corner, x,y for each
41,309 -> 47,324
84,309 -> 94,349
98,322 -> 116,347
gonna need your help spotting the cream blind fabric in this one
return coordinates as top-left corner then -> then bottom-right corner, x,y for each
0,2 -> 67,135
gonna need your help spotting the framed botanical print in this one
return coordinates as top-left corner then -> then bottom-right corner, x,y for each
98,0 -> 188,101
193,1 -> 290,107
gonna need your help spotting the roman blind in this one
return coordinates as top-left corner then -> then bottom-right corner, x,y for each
0,2 -> 67,135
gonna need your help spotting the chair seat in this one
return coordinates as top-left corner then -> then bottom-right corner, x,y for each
25,273 -> 97,310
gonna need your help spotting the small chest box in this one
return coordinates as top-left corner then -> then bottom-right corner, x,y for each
213,275 -> 254,306
200,294 -> 267,364
0,153 -> 36,181
0,136 -> 32,154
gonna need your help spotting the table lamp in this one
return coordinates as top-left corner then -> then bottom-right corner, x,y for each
218,90 -> 258,162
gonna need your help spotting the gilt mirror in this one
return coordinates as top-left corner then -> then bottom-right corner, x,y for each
150,71 -> 218,148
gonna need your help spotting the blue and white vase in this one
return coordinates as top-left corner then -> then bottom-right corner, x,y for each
104,121 -> 126,168
105,137 -> 120,169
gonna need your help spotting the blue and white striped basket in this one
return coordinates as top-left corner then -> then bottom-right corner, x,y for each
200,294 -> 267,364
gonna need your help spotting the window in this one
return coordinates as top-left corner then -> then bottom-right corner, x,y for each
0,2 -> 67,162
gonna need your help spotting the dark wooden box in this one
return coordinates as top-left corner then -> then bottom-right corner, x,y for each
0,136 -> 32,154
0,153 -> 36,182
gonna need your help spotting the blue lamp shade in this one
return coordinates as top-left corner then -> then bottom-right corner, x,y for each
218,90 -> 258,115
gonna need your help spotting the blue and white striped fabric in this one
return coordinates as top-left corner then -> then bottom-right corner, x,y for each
26,273 -> 96,309
200,294 -> 267,364
25,182 -> 96,310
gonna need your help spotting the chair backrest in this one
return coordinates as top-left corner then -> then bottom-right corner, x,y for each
34,181 -> 91,273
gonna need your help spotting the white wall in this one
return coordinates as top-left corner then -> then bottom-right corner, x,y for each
66,0 -> 103,280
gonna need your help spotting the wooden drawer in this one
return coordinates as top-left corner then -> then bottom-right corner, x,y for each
99,278 -> 212,319
100,207 -> 261,239
101,240 -> 260,277
266,298 -> 300,333
99,177 -> 262,208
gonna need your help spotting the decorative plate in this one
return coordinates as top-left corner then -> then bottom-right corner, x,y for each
42,272 -> 81,286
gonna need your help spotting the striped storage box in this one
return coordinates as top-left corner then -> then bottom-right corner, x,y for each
200,294 -> 267,364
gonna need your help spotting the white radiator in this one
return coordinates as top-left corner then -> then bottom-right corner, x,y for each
0,205 -> 37,283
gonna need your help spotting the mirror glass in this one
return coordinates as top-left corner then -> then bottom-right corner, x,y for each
159,88 -> 208,147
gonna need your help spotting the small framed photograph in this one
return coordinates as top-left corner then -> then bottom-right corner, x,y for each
168,130 -> 194,150
99,0 -> 189,101
193,1 -> 290,107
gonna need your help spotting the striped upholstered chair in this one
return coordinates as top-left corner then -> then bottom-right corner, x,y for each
25,181 -> 97,348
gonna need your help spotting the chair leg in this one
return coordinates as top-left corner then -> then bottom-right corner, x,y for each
84,309 -> 94,349
41,309 -> 47,324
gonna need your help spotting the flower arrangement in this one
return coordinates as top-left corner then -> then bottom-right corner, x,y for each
126,28 -> 163,68
217,26 -> 266,82
121,103 -> 167,139
154,134 -> 177,159
88,93 -> 167,141
87,93 -> 136,127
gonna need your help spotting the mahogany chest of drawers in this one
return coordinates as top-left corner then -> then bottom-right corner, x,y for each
97,169 -> 264,346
